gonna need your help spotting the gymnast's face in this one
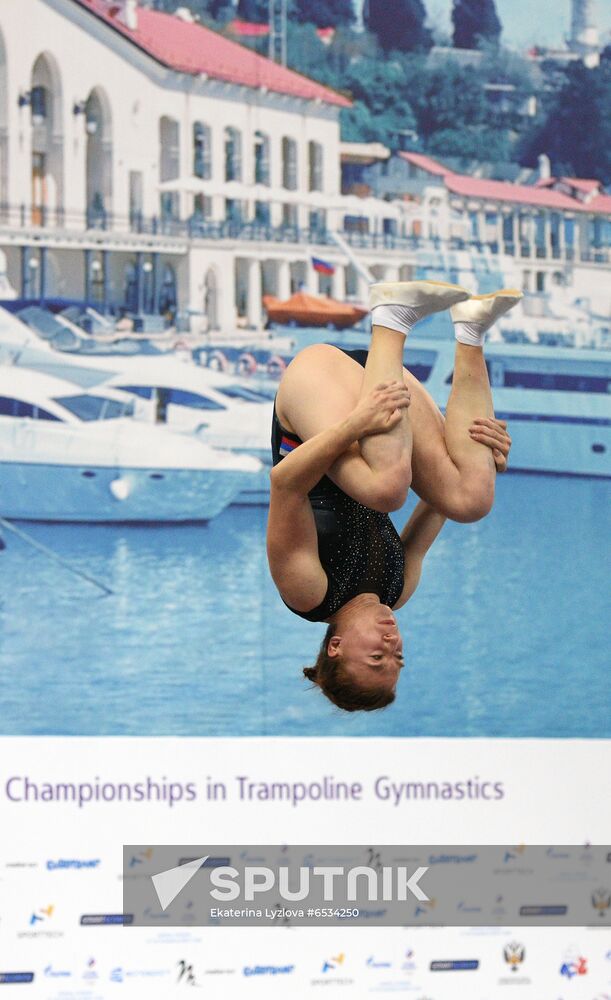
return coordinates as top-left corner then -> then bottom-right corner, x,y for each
327,605 -> 404,693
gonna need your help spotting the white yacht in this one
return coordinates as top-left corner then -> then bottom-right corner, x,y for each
404,338 -> 611,478
97,359 -> 274,504
0,368 -> 262,522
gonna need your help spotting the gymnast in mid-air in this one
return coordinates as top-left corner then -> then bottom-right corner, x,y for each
267,281 -> 521,711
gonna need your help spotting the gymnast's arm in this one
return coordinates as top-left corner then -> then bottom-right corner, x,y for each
266,419 -> 358,610
393,500 -> 447,609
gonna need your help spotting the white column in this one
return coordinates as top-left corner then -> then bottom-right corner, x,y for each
277,259 -> 291,300
332,265 -> 345,302
246,259 -> 262,328
356,271 -> 370,304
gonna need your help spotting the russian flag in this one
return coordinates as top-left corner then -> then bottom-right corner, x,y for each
311,256 -> 335,276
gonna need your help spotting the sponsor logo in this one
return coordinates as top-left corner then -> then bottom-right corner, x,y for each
502,845 -> 526,863
29,904 -> 54,926
110,967 -> 170,982
414,899 -> 436,918
427,853 -> 477,865
204,968 -> 236,976
366,957 -> 392,969
503,942 -> 525,972
0,974 -> 35,985
243,965 -> 294,976
592,889 -> 611,917
83,958 -> 98,982
44,965 -> 71,978
18,905 -> 62,941
430,960 -> 479,971
46,859 -> 100,871
129,849 -> 154,868
457,901 -> 483,913
401,949 -> 417,973
560,954 -> 588,979
519,904 -> 568,916
176,960 -> 199,987
546,848 -> 570,860
80,913 -> 134,925
322,954 -> 345,973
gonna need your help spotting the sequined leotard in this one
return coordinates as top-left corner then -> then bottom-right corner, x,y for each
271,349 -> 405,623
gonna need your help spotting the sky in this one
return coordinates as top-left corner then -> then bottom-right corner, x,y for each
425,0 -> 611,50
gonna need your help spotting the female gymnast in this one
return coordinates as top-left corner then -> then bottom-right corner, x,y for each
267,281 -> 521,712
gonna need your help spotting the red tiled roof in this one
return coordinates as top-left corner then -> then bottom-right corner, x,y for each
445,174 -> 596,211
398,151 -> 452,176
72,0 -> 350,107
588,193 -> 611,214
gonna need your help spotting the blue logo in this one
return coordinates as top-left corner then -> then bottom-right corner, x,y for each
243,966 -> 294,977
44,966 -> 71,978
430,960 -> 479,971
110,968 -> 123,983
80,914 -> 133,925
47,859 -> 100,871
0,974 -> 35,985
428,853 -> 477,864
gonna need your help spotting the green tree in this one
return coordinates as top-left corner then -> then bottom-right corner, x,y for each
365,0 -> 432,53
452,0 -> 501,49
340,55 -> 418,146
293,0 -> 354,28
408,61 -> 488,137
519,58 -> 611,184
236,0 -> 267,21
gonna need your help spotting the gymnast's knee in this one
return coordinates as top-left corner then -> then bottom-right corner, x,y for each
444,482 -> 494,523
365,464 -> 412,513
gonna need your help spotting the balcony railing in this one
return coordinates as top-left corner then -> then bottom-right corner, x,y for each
1,203 -> 610,264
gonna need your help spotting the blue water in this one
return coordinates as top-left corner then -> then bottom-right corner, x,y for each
0,473 -> 608,737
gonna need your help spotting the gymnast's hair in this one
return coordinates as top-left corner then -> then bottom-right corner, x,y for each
303,623 -> 396,713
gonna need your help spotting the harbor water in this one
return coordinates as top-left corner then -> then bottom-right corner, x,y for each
0,472 -> 608,738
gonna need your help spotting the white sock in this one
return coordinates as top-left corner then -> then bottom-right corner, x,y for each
371,303 -> 423,337
454,321 -> 486,347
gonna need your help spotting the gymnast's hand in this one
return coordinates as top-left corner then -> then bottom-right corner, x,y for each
347,381 -> 411,438
469,418 -> 512,472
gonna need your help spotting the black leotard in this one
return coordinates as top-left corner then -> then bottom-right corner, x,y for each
271,348 -> 405,623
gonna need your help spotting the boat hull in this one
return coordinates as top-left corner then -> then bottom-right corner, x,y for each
0,461 -> 253,522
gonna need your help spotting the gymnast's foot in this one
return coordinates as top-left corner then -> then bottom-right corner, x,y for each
369,280 -> 471,338
451,289 -> 523,347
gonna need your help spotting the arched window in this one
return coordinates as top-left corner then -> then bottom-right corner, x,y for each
308,140 -> 323,192
85,87 -> 113,229
254,131 -> 270,185
193,122 -> 212,180
282,137 -> 298,191
224,127 -> 242,182
30,52 -> 64,226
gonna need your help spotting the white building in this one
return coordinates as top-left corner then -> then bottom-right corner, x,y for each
0,0 -> 403,333
0,0 -> 609,338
